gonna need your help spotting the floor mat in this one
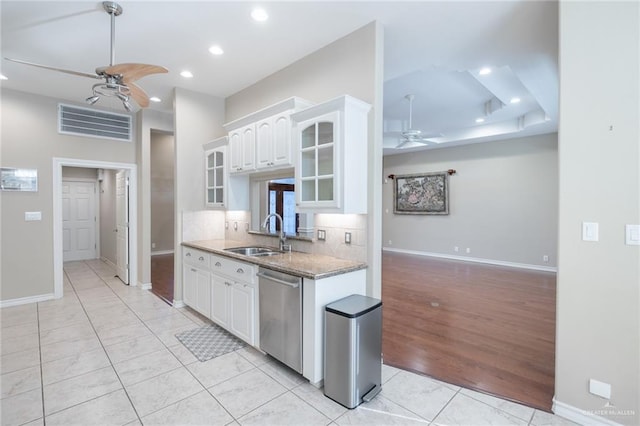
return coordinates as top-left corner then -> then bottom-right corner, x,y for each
175,324 -> 246,362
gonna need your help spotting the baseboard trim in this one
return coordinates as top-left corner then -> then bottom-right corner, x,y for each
382,247 -> 557,273
1,293 -> 56,308
552,398 -> 623,426
100,257 -> 117,270
173,299 -> 185,308
140,282 -> 152,290
151,250 -> 174,256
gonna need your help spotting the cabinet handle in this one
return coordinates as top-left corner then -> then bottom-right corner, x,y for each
225,281 -> 232,287
186,252 -> 192,257
236,268 -> 244,274
215,262 -> 222,267
191,268 -> 196,272
198,256 -> 205,261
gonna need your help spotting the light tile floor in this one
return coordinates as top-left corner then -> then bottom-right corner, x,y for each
1,259 -> 577,426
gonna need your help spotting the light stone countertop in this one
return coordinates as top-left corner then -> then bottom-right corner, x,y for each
181,239 -> 367,280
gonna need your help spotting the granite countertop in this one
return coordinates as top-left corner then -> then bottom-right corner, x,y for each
181,239 -> 367,280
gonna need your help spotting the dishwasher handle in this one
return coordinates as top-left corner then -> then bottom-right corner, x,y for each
257,272 -> 300,288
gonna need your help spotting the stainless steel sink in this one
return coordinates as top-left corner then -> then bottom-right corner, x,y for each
224,246 -> 284,257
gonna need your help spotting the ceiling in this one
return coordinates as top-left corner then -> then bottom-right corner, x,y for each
0,1 -> 559,155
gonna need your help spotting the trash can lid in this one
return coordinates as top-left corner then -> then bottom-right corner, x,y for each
325,294 -> 382,318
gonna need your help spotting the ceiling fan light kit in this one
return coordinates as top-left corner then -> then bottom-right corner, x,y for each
5,1 -> 167,112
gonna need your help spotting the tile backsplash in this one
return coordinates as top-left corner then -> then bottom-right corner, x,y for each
183,210 -> 367,263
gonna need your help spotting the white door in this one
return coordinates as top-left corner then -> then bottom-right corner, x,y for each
62,181 -> 97,261
116,170 -> 130,284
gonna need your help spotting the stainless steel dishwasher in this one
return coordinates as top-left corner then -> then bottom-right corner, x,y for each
257,267 -> 302,373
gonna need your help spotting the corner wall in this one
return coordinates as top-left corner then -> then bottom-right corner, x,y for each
555,2 -> 639,424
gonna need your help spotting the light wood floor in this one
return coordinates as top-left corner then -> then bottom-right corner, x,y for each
382,251 -> 556,412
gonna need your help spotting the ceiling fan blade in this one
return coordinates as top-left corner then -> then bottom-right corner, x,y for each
4,57 -> 102,79
126,81 -> 150,108
103,63 -> 168,83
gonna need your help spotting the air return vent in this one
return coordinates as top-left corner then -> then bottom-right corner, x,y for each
58,104 -> 132,141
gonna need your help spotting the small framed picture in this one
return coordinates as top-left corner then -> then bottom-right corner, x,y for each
1,168 -> 38,192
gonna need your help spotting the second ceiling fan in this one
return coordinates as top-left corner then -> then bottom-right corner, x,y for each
396,94 -> 442,148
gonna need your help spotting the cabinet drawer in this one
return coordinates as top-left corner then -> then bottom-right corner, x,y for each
183,247 -> 210,268
210,254 -> 256,284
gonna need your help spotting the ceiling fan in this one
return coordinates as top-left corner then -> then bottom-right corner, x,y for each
5,1 -> 168,111
396,94 -> 442,148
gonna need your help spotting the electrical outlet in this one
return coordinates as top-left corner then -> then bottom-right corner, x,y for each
345,232 -> 352,244
466,248 -> 471,254
225,221 -> 229,229
233,222 -> 238,231
454,246 -> 459,252
317,229 -> 326,241
388,240 -> 392,245
543,255 -> 549,262
152,243 -> 156,249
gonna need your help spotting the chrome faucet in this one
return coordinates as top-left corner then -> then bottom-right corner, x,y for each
262,213 -> 287,251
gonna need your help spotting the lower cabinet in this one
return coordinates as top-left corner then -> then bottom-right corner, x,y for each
183,259 -> 211,317
183,248 -> 257,346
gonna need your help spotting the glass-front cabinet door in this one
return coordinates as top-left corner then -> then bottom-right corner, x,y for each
206,149 -> 225,207
299,115 -> 337,207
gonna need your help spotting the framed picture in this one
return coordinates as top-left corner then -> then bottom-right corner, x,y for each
394,172 -> 449,215
1,168 -> 38,192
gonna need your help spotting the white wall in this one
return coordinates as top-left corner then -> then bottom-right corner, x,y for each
555,2 -> 639,424
1,89 -> 135,302
383,133 -> 558,269
173,88 -> 226,304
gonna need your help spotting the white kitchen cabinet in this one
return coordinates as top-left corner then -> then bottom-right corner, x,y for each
255,111 -> 295,170
209,253 -> 257,346
204,145 -> 226,208
182,248 -> 212,317
225,97 -> 313,174
291,95 -> 371,214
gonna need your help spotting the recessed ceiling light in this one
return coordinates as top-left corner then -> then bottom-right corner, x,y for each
180,70 -> 193,78
478,67 -> 492,76
149,97 -> 161,103
510,97 -> 521,104
251,8 -> 268,22
208,45 -> 224,55
475,118 -> 485,123
0,74 -> 7,80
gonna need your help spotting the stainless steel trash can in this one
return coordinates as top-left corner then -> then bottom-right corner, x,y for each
324,294 -> 382,409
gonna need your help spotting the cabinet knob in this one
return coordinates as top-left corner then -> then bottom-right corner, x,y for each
198,256 -> 205,261
215,262 -> 222,267
237,268 -> 244,274
225,281 -> 232,287
191,268 -> 196,272
186,252 -> 192,257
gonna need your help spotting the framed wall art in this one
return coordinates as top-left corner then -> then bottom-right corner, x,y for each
1,168 -> 38,192
393,172 -> 449,215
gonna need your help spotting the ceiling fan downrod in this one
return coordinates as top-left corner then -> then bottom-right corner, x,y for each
103,2 -> 122,67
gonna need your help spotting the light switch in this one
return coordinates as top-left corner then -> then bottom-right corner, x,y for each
626,224 -> 640,245
25,211 -> 42,221
582,222 -> 599,242
317,229 -> 326,241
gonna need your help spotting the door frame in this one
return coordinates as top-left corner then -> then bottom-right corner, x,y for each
53,158 -> 138,299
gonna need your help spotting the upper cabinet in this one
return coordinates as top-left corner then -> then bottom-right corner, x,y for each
224,97 -> 314,174
203,136 -> 228,209
291,95 -> 371,214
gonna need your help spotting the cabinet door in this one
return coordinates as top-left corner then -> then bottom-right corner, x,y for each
241,126 -> 255,170
195,270 -> 211,317
297,113 -> 338,208
272,114 -> 292,166
205,149 -> 225,207
255,118 -> 273,169
182,266 -> 198,308
210,274 -> 230,328
229,130 -> 242,172
230,282 -> 254,345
